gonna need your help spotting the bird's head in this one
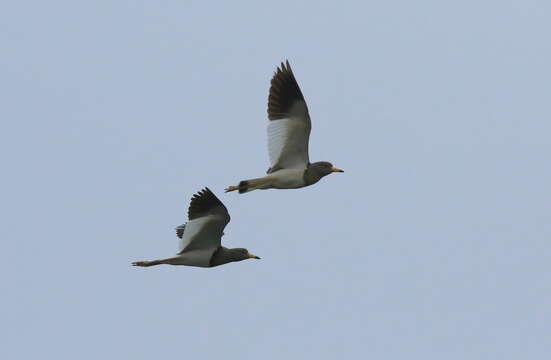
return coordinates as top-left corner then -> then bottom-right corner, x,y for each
234,248 -> 261,261
309,161 -> 344,178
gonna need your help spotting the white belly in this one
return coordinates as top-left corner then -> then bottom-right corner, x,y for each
167,248 -> 216,267
269,169 -> 306,189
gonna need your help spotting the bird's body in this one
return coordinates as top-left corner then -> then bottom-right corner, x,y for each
237,168 -> 306,193
132,188 -> 260,268
138,247 -> 250,268
161,249 -> 218,267
225,61 -> 342,194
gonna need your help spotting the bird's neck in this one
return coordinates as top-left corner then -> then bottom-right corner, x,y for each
210,247 -> 243,267
303,166 -> 323,185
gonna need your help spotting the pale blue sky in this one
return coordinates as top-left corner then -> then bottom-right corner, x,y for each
2,1 -> 550,359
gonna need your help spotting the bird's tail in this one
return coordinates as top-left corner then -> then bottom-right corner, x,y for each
132,259 -> 165,267
225,177 -> 272,194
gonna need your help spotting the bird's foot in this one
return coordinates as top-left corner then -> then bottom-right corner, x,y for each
132,261 -> 148,267
224,185 -> 239,193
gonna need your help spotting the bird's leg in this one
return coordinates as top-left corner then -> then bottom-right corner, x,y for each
132,261 -> 150,266
132,259 -> 164,267
224,185 -> 239,192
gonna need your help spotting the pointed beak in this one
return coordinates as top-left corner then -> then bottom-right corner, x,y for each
248,252 -> 261,259
331,167 -> 344,173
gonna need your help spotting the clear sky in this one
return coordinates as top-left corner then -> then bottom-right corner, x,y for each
2,1 -> 550,359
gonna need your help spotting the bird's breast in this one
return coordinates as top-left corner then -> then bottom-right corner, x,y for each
269,169 -> 307,188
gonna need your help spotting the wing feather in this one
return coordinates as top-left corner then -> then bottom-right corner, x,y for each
175,188 -> 230,254
266,61 -> 311,173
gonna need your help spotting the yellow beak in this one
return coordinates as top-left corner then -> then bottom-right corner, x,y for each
248,252 -> 261,259
331,167 -> 344,173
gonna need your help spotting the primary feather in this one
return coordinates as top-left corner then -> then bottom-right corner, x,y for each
266,61 -> 311,173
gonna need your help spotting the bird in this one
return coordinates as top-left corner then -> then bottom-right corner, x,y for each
225,60 -> 343,194
132,187 -> 260,268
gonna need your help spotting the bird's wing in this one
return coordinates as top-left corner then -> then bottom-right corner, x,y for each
175,188 -> 230,254
175,224 -> 186,239
266,60 -> 311,173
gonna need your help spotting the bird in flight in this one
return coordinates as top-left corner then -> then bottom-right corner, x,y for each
225,61 -> 343,194
132,188 -> 260,268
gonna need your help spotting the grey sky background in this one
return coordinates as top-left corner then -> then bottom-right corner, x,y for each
2,1 -> 550,359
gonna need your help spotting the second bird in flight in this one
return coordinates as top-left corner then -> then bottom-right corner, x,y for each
225,61 -> 343,194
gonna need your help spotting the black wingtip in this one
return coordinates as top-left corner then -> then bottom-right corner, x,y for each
175,224 -> 186,239
268,60 -> 305,121
276,60 -> 292,74
284,59 -> 291,70
187,187 -> 226,220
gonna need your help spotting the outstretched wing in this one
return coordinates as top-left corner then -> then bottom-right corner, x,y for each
175,188 -> 230,254
266,60 -> 311,173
